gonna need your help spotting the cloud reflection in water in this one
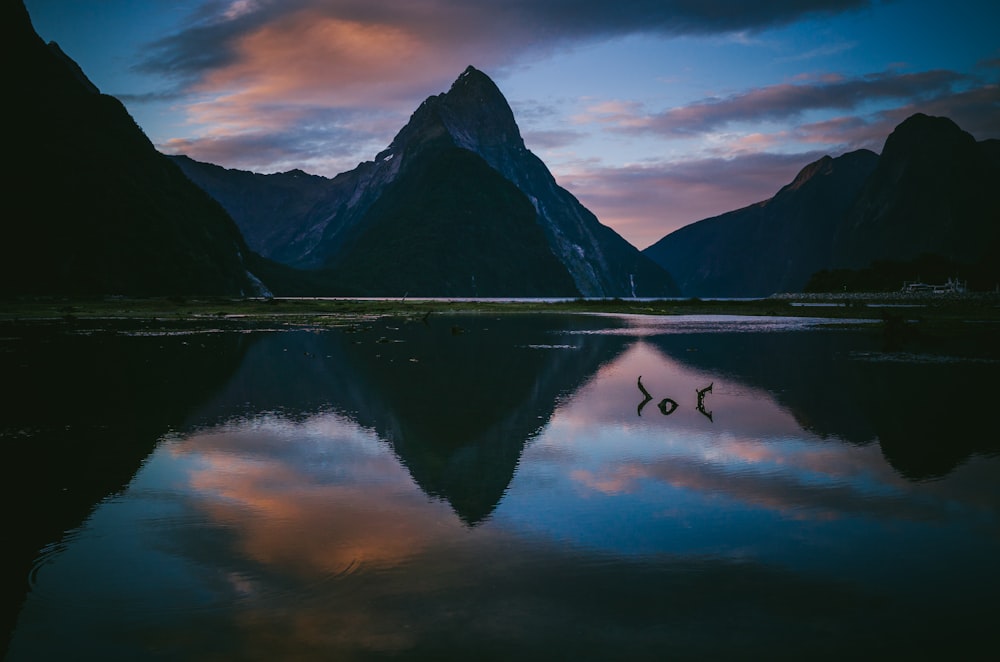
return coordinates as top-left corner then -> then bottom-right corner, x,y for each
10,317 -> 1000,660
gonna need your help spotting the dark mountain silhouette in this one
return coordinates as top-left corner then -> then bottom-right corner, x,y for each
174,66 -> 679,297
644,150 -> 878,297
833,114 -> 1000,269
3,0 -> 274,297
326,144 -> 580,296
644,114 -> 1000,297
167,156 -> 335,268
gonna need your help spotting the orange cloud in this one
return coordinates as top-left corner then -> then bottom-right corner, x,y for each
173,423 -> 466,579
197,13 -> 430,106
571,466 -> 650,495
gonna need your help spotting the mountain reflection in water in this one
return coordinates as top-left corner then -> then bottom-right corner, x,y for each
5,314 -> 999,659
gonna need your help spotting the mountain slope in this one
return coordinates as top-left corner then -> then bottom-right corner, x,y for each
833,114 -> 1000,269
644,150 -> 878,297
411,67 -> 677,297
4,0 -> 268,297
327,143 -> 580,296
644,113 -> 1000,297
168,156 -> 335,267
175,66 -> 679,297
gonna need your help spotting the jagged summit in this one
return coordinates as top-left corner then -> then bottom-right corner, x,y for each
378,65 -> 525,165
370,65 -> 677,296
440,65 -> 525,151
451,65 -> 502,97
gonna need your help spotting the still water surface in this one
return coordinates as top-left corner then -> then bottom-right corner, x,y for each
5,313 -> 999,659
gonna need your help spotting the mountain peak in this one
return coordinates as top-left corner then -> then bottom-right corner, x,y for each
382,65 -> 524,163
457,64 -> 485,80
439,65 -> 524,152
881,113 -> 974,159
449,65 -> 497,95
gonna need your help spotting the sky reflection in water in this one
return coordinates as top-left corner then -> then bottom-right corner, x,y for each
9,315 -> 1000,659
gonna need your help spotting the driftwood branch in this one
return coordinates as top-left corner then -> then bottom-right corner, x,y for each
637,376 -> 653,416
696,383 -> 713,421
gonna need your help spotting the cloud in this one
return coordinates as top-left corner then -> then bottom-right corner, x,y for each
593,69 -> 969,137
563,73 -> 999,247
158,105 -> 394,174
787,82 -> 1000,149
775,40 -> 858,63
571,451 -> 932,523
555,151 -> 826,248
521,128 -> 587,151
134,1 -> 878,128
880,83 -> 1000,140
122,0 -> 998,243
139,0 -> 877,78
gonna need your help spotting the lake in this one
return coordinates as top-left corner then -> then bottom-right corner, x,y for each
3,312 -> 999,659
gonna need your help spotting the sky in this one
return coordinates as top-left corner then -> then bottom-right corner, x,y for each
23,0 -> 1000,249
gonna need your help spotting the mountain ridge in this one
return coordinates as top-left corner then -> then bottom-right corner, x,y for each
644,148 -> 879,297
644,113 -> 1000,297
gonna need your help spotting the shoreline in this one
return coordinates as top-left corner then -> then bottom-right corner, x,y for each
768,290 -> 1000,303
2,292 -> 999,327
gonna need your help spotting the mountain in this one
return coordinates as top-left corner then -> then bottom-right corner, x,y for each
644,150 -> 878,297
644,114 -> 1000,297
174,66 -> 679,297
3,0 -> 270,297
832,114 -> 1000,269
325,143 -> 580,296
167,156 -> 335,268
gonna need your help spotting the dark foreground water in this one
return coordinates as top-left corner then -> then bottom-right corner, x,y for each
3,313 -> 999,660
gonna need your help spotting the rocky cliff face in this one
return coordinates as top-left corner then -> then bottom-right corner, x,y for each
177,66 -> 679,297
5,0 -> 270,297
644,113 -> 1000,297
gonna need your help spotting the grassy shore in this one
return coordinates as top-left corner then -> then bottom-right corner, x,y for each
2,292 -> 998,330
